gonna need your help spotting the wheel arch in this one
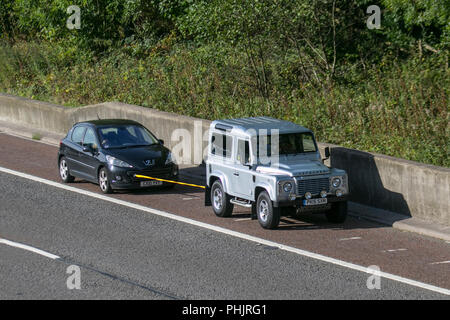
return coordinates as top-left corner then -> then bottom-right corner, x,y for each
208,173 -> 230,194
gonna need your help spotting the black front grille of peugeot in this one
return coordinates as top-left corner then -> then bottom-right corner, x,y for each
128,168 -> 173,180
297,177 -> 330,196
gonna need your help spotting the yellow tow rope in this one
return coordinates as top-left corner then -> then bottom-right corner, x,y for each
135,174 -> 206,189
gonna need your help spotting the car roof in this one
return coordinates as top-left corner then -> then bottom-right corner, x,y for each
74,119 -> 142,127
211,117 -> 312,136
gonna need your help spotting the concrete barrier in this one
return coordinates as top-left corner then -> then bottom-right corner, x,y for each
1,93 -> 449,226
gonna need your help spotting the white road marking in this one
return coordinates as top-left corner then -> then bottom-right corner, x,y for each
182,197 -> 194,200
0,238 -> 60,260
430,261 -> 450,265
383,248 -> 408,253
0,165 -> 449,296
235,218 -> 251,222
339,237 -> 362,241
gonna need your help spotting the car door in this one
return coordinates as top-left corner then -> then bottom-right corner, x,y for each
232,139 -> 254,199
65,125 -> 86,176
78,127 -> 100,181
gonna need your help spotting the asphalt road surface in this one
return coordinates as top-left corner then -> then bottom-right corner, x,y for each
0,132 -> 449,299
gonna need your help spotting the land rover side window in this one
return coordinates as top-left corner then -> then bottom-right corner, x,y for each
236,139 -> 250,165
211,132 -> 232,158
71,126 -> 86,146
83,128 -> 98,150
254,134 -> 274,158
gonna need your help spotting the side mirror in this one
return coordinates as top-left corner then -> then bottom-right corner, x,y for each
83,145 -> 93,153
158,139 -> 164,145
323,147 -> 330,164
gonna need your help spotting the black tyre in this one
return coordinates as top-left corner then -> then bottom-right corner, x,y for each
256,191 -> 280,229
59,156 -> 75,183
326,201 -> 348,223
98,167 -> 113,194
251,202 -> 257,220
211,180 -> 234,217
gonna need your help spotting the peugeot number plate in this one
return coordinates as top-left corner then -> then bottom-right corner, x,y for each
140,180 -> 163,187
303,198 -> 327,206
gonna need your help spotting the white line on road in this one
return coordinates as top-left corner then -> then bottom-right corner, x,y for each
430,261 -> 450,265
383,248 -> 408,252
339,237 -> 362,241
0,238 -> 60,260
0,165 -> 449,296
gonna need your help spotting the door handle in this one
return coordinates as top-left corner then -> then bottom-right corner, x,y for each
233,173 -> 239,176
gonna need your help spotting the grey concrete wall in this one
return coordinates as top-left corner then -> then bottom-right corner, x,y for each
322,145 -> 450,226
0,93 -> 70,133
1,93 -> 449,226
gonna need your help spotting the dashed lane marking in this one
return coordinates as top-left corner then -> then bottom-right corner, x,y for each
383,248 -> 408,253
430,261 -> 450,265
339,237 -> 362,241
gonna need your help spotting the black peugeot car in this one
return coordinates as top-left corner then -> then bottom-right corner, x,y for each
58,119 -> 179,193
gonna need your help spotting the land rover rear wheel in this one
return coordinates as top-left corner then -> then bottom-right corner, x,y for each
211,180 -> 234,217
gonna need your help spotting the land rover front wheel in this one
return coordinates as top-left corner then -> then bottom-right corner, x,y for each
256,191 -> 280,229
211,180 -> 234,217
326,201 -> 348,223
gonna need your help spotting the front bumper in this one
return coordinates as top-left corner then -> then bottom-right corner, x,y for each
273,195 -> 348,208
108,164 -> 179,190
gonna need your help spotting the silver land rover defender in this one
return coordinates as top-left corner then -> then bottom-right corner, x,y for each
205,117 -> 349,229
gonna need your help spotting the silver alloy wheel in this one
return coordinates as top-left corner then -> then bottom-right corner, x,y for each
258,199 -> 269,223
99,170 -> 108,192
213,188 -> 223,211
60,159 -> 68,180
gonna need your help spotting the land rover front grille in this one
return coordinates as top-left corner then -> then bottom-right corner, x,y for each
297,177 -> 330,196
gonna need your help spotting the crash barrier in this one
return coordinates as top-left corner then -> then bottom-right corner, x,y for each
1,93 -> 449,226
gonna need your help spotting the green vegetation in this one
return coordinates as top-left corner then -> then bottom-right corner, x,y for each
0,0 -> 449,166
32,133 -> 42,141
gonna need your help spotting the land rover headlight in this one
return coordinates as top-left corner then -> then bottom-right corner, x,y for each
106,155 -> 133,168
332,177 -> 342,188
283,182 -> 293,193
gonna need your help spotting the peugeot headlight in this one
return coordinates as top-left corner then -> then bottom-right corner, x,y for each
283,182 -> 293,193
106,155 -> 133,168
165,152 -> 174,165
332,177 -> 342,188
